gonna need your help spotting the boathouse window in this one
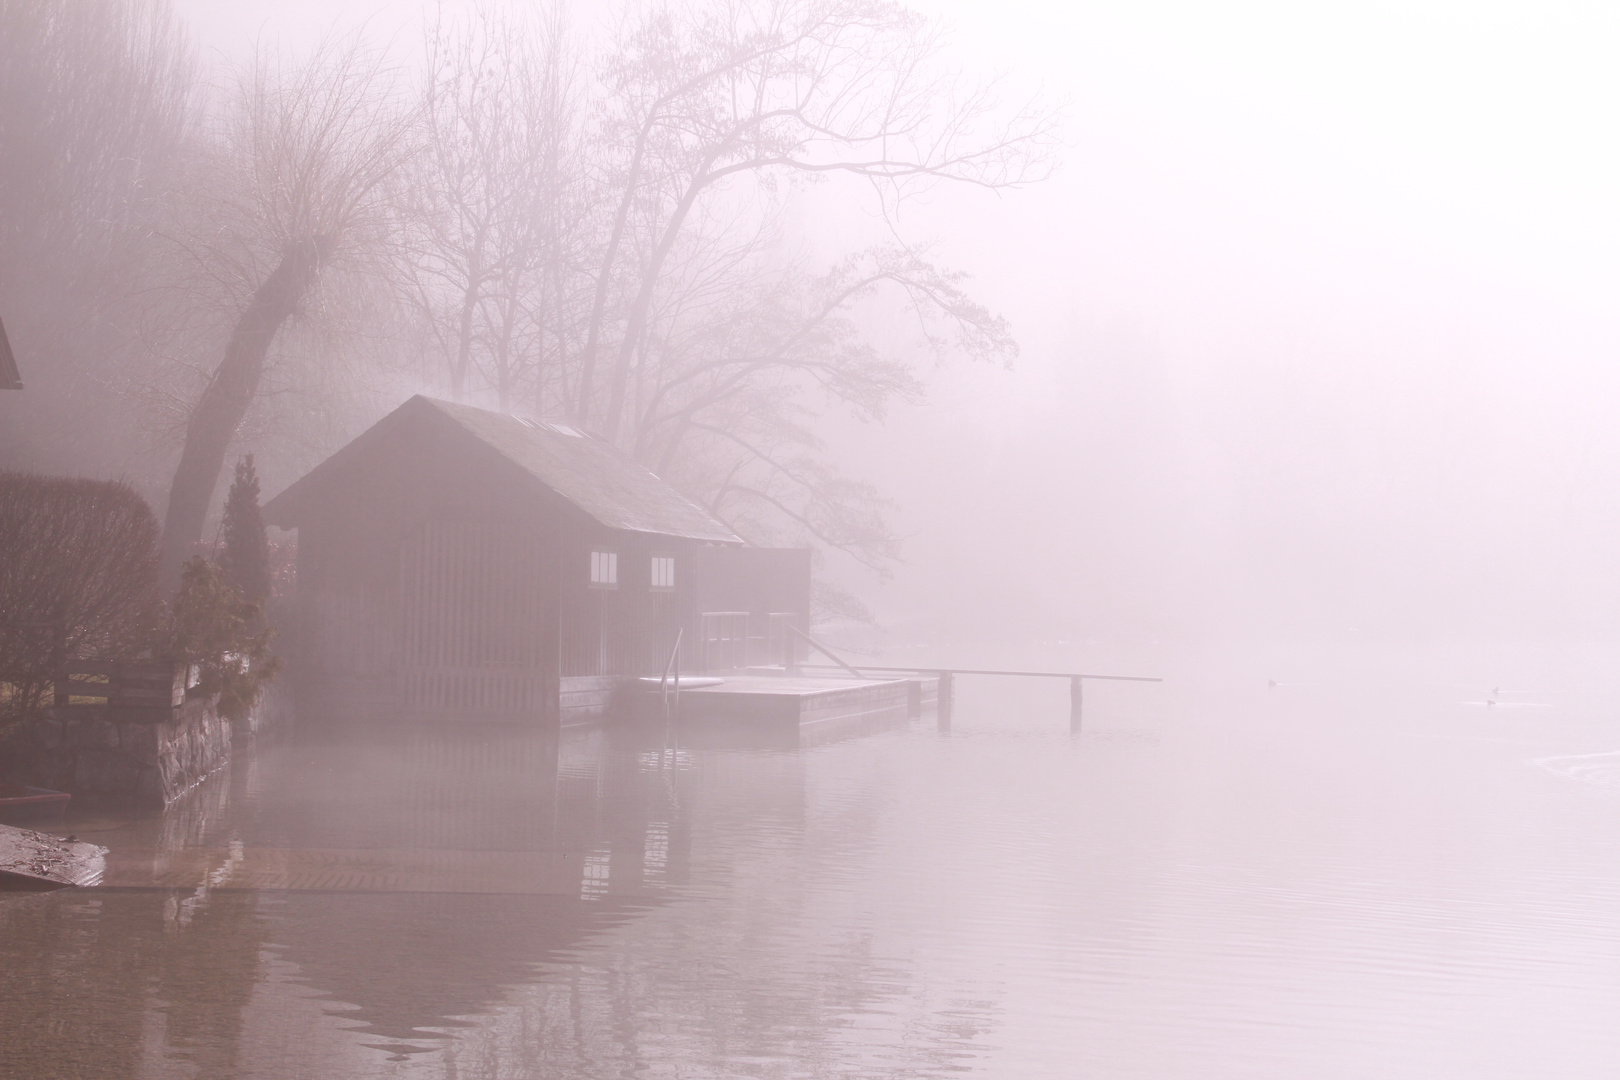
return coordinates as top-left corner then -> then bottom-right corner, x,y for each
590,550 -> 618,587
650,555 -> 676,590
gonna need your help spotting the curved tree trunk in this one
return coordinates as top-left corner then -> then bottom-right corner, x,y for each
159,240 -> 323,583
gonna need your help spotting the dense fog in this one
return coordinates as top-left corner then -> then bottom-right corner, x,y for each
10,6 -> 1620,1078
7,0 -> 1620,643
864,0 -> 1620,647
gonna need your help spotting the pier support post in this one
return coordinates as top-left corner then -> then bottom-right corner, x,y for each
937,671 -> 953,731
1070,676 -> 1083,733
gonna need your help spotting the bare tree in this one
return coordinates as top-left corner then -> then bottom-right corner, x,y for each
0,0 -> 195,473
0,0 -> 193,276
158,36 -> 414,579
330,0 -> 1056,582
636,244 -> 1013,566
396,0 -> 1056,572
554,0 -> 1054,567
576,0 -> 1057,443
398,4 -> 586,410
1,0 -> 1053,591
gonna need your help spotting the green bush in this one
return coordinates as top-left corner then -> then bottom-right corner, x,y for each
220,455 -> 271,602
167,556 -> 281,723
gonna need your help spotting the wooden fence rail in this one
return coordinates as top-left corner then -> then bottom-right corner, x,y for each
52,660 -> 186,710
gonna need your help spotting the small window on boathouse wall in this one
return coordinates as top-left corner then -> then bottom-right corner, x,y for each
590,550 -> 618,587
651,555 -> 675,590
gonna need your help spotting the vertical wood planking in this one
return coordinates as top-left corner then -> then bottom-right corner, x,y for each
398,518 -> 551,716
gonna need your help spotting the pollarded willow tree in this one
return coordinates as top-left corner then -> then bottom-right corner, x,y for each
157,37 -> 415,579
407,0 -> 1059,578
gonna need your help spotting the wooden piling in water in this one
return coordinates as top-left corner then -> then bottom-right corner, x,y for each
1070,675 -> 1083,733
937,671 -> 954,730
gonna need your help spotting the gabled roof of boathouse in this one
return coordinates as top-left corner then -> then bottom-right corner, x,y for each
263,395 -> 743,544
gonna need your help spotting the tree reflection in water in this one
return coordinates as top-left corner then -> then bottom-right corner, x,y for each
0,711 -> 983,1078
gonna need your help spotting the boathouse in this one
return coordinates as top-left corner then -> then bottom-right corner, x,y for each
263,396 -> 810,723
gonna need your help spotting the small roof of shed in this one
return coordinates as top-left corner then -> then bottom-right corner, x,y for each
0,316 -> 21,390
264,395 -> 742,544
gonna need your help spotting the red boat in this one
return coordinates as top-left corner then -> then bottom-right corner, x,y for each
0,783 -> 71,823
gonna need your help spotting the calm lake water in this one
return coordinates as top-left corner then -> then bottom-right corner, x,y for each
5,641 -> 1620,1078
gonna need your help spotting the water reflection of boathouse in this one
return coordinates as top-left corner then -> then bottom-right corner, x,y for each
264,396 -> 810,723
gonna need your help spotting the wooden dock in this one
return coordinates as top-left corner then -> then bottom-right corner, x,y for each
796,663 -> 1162,730
776,627 -> 1162,730
669,674 -> 929,726
636,660 -> 1159,734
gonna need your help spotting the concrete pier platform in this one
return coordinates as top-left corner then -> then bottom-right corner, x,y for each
654,674 -> 936,727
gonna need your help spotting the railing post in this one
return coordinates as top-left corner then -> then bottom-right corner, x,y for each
937,671 -> 953,731
660,628 -> 683,722
50,621 -> 67,708
1070,675 -> 1083,733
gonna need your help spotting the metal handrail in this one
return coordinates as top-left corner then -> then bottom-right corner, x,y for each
794,661 -> 1162,732
659,627 -> 683,719
796,663 -> 1161,683
786,624 -> 864,678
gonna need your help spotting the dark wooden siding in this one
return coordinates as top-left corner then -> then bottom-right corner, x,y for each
294,501 -> 406,710
397,518 -> 558,719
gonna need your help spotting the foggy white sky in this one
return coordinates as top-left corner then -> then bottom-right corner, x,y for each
174,0 -> 1620,644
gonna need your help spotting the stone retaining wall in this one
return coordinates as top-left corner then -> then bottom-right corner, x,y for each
1,697 -> 231,807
